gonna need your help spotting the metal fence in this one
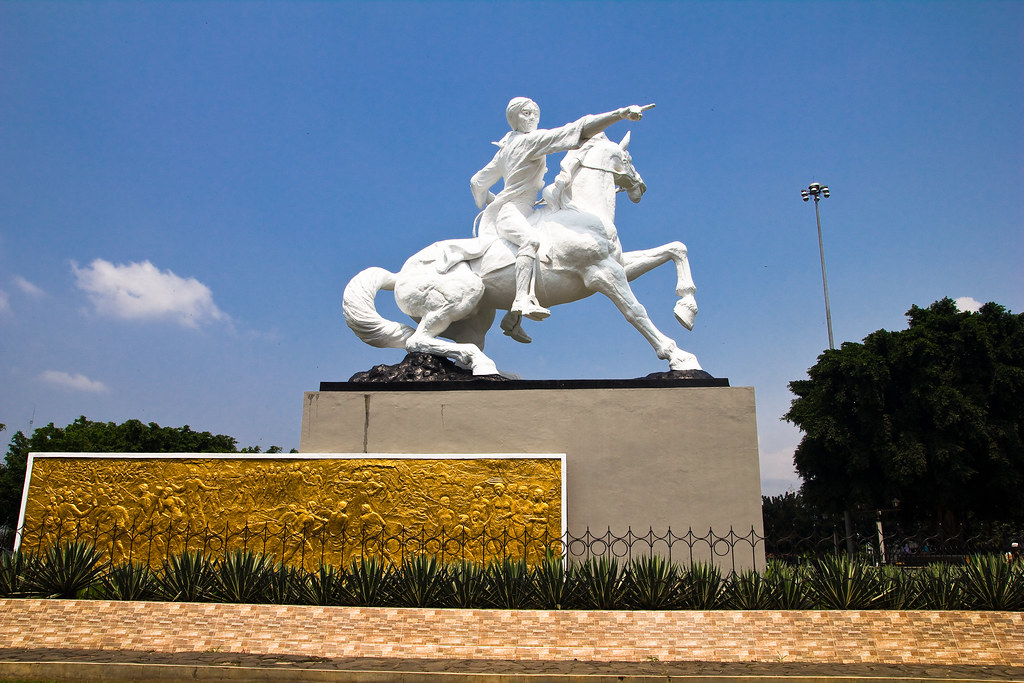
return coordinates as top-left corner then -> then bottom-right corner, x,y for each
764,521 -> 1023,566
3,517 -> 1019,572
5,517 -> 765,571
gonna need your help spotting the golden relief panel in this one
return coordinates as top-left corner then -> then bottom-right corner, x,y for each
18,454 -> 563,569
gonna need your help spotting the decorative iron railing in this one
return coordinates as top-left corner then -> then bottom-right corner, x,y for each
5,517 -> 765,571
763,522 -> 1022,566
2,517 -> 1019,571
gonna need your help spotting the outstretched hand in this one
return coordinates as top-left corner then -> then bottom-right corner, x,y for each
623,103 -> 656,121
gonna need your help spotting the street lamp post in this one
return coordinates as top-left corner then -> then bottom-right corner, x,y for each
801,182 -> 833,349
800,182 -> 853,558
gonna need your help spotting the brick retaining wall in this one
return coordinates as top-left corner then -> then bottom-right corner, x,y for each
0,599 -> 1020,665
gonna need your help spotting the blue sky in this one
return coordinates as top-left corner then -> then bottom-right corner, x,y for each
1,1 -> 1021,496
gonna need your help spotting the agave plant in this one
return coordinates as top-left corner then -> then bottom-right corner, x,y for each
486,556 -> 537,609
911,563 -> 964,610
533,550 -> 572,610
572,556 -> 624,610
0,550 -> 34,598
393,555 -> 449,607
762,561 -> 810,609
725,569 -> 778,610
875,565 -> 928,610
158,550 -> 216,602
100,561 -> 160,601
302,564 -> 347,606
345,556 -> 393,607
212,549 -> 275,604
267,563 -> 308,605
623,555 -> 681,610
678,562 -> 725,609
26,541 -> 107,599
804,554 -> 888,609
960,554 -> 1024,611
447,560 -> 488,609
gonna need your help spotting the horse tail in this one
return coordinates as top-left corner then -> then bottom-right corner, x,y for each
342,267 -> 415,348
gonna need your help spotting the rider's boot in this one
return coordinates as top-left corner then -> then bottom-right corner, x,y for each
500,311 -> 532,343
511,255 -> 550,321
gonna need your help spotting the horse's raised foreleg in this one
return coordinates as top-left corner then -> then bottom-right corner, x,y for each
584,259 -> 702,371
621,241 -> 698,330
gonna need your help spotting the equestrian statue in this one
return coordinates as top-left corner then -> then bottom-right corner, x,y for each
343,98 -> 702,376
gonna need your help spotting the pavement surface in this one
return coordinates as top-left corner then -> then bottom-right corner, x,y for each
1,649 -> 1023,682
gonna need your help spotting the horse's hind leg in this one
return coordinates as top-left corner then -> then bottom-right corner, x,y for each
585,259 -> 702,371
621,241 -> 698,330
445,308 -> 497,350
401,274 -> 500,375
410,312 -> 500,375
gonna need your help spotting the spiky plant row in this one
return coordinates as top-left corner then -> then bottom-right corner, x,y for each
1,544 -> 1021,610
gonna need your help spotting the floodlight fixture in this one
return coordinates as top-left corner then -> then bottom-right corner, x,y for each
801,182 -> 834,350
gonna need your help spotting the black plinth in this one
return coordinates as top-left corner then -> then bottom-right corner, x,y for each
323,353 -> 728,392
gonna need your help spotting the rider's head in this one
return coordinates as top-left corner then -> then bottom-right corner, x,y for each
506,97 -> 539,133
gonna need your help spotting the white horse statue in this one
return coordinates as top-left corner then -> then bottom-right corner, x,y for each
343,132 -> 701,376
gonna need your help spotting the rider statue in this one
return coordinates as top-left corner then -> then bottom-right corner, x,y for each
471,98 -> 652,339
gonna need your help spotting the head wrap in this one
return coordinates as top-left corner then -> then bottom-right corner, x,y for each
506,97 -> 536,130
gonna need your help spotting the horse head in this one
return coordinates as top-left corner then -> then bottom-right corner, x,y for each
544,133 -> 646,209
579,132 -> 646,203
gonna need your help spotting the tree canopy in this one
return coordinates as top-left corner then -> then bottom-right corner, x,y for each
761,491 -> 838,541
0,416 -> 244,524
785,298 -> 1024,531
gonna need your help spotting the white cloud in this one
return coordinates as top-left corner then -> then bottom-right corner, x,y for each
0,289 -> 9,314
40,370 -> 109,393
13,275 -> 46,297
72,259 -> 227,328
954,296 -> 983,313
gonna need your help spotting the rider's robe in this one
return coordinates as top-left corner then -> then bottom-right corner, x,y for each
426,117 -> 587,274
471,117 -> 587,236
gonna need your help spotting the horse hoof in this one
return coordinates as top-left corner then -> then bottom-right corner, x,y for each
472,360 -> 500,376
674,297 -> 698,331
669,353 -> 703,372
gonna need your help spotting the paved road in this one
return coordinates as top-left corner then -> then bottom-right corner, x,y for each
1,648 -> 1023,682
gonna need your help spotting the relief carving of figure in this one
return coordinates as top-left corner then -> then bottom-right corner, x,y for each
324,498 -> 350,538
435,495 -> 456,530
490,482 -> 514,530
171,475 -> 221,518
469,485 -> 490,526
359,503 -> 386,535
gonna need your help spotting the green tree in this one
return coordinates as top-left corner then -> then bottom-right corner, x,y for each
762,491 -> 839,540
238,445 -> 284,454
785,298 -> 1024,532
0,416 -> 240,524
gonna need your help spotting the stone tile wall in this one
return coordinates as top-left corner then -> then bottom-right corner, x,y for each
0,599 -> 1020,665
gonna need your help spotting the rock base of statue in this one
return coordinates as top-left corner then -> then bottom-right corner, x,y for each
642,368 -> 716,381
303,367 -> 764,570
348,352 -> 510,383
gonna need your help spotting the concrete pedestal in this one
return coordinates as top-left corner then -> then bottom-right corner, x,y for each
302,378 -> 764,568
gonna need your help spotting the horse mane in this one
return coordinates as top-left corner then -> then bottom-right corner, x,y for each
542,134 -> 608,210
